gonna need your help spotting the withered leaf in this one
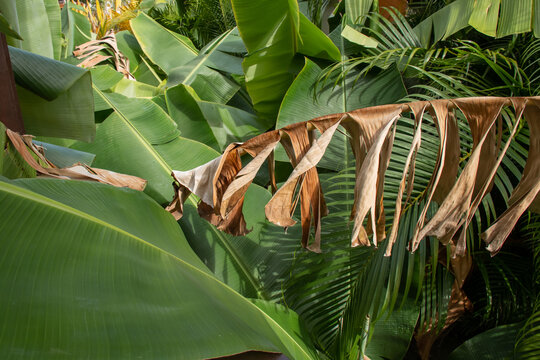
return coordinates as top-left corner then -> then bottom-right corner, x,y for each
6,129 -> 146,191
167,96 -> 540,256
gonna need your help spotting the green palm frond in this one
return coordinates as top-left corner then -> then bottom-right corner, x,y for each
148,0 -> 235,48
515,214 -> 540,359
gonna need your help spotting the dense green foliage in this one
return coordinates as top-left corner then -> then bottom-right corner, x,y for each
1,0 -> 539,359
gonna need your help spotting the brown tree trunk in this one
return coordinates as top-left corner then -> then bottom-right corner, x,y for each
0,33 -> 24,133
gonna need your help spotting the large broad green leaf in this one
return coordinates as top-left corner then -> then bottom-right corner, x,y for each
0,12 -> 22,40
60,0 -> 92,59
298,13 -> 341,61
197,100 -> 268,149
9,46 -> 95,142
469,0 -> 501,37
176,27 -> 245,76
74,89 -> 219,203
415,0 -> 539,46
232,0 -> 340,124
497,0 -> 533,37
413,0 -> 474,47
130,12 -> 197,74
365,297 -> 420,360
0,177 -> 317,360
110,78 -> 160,98
447,323 -> 522,360
345,0 -> 375,25
166,83 -> 267,151
8,0 -> 55,58
130,13 -> 239,103
251,299 -> 319,357
275,58 -> 407,170
179,185 -> 289,298
165,84 -> 220,150
0,0 -> 22,47
43,0 -> 62,60
115,30 -> 162,86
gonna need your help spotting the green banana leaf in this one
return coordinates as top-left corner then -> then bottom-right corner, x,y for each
447,323 -> 522,360
171,27 -> 245,77
275,58 -> 407,170
414,0 -> 540,46
111,78 -> 160,98
115,30 -> 162,86
130,13 -> 238,103
91,65 -> 124,91
179,185 -> 277,298
365,297 -> 420,360
60,0 -> 92,59
9,46 -> 95,142
43,0 -> 62,60
251,299 -> 319,355
0,177 -> 318,360
130,12 -> 197,73
298,13 -> 341,61
73,89 -> 218,203
165,84 -> 220,150
0,12 -> 22,39
0,0 -> 22,47
345,0 -> 376,25
197,100 -> 268,149
166,83 -> 268,151
1,0 -> 62,59
231,0 -> 340,124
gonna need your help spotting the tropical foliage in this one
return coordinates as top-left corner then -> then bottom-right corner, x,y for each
0,0 -> 539,359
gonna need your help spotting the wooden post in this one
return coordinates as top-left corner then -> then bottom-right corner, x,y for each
0,33 -> 24,133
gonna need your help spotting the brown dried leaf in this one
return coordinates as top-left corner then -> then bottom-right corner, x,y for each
415,98 -> 506,255
483,98 -> 540,255
386,102 -> 428,256
74,31 -> 134,79
6,129 -> 146,191
166,96 -> 540,254
265,118 -> 341,251
343,104 -> 403,247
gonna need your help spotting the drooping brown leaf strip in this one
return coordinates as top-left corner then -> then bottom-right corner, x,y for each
74,31 -> 134,79
167,96 -> 540,256
6,129 -> 146,191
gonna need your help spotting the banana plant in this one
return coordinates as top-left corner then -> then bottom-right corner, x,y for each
0,177 -> 319,360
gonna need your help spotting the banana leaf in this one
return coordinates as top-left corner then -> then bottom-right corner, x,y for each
165,84 -> 220,150
9,46 -> 95,142
0,0 -> 22,47
179,184 -> 278,298
414,0 -> 540,46
115,30 -> 162,86
0,177 -> 317,360
0,12 -> 22,40
130,13 -> 238,103
447,323 -> 522,360
1,0 -> 63,59
73,89 -> 218,203
61,0 -> 92,59
231,0 -> 340,123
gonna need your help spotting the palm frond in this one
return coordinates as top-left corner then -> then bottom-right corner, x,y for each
515,214 -> 540,359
